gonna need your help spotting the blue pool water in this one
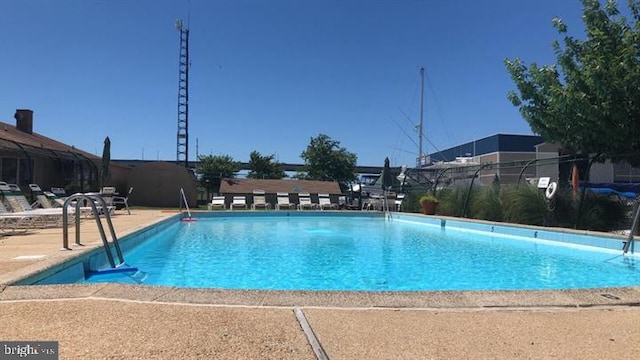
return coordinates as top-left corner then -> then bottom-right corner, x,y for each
81,215 -> 640,291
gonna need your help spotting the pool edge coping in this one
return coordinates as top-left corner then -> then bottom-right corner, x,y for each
1,283 -> 640,310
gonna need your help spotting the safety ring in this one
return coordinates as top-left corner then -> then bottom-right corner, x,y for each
545,181 -> 558,199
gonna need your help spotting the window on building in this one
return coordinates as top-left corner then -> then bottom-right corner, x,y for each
1,158 -> 18,184
1,157 -> 34,185
19,158 -> 33,185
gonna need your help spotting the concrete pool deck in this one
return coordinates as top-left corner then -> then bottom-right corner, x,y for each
1,209 -> 639,359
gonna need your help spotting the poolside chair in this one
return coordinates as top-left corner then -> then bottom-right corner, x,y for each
318,193 -> 338,210
93,187 -> 116,215
112,187 -> 133,215
100,186 -> 116,206
50,187 -> 67,198
394,194 -> 405,212
0,182 -> 70,228
251,190 -> 271,210
47,187 -> 69,207
3,183 -> 35,212
275,193 -> 296,210
230,196 -> 247,210
208,196 -> 226,210
338,195 -> 347,209
0,202 -> 36,234
297,193 -> 318,210
41,188 -> 98,216
5,183 -> 95,218
29,184 -> 55,209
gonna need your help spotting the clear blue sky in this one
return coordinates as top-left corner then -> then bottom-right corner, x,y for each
1,0 -> 589,167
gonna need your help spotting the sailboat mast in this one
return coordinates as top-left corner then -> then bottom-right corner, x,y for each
418,67 -> 425,167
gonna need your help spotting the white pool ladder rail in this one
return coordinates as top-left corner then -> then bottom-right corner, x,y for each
623,201 -> 640,254
61,193 -> 124,268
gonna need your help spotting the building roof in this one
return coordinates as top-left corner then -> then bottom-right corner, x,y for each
429,134 -> 544,162
219,178 -> 342,195
0,121 -> 98,160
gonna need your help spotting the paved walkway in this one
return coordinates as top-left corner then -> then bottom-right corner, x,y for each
1,210 -> 639,359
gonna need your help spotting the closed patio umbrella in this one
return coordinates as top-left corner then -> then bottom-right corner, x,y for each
101,136 -> 111,188
381,157 -> 393,192
381,157 -> 393,211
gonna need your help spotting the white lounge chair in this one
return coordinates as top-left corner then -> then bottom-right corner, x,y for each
297,193 -> 318,210
0,202 -> 36,234
338,196 -> 347,208
29,184 -> 56,209
251,190 -> 271,210
208,196 -> 226,210
0,183 -> 69,227
50,187 -> 67,198
318,193 -> 338,210
230,196 -> 247,210
394,194 -> 406,212
275,193 -> 296,210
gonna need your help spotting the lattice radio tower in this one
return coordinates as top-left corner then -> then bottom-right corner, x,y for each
175,18 -> 190,167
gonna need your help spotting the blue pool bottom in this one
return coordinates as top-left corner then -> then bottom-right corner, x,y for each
30,212 -> 638,291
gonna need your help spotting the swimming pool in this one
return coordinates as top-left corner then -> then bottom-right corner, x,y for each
36,212 -> 640,291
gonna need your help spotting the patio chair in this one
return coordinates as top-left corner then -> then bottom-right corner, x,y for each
275,193 -> 296,210
297,193 -> 318,210
363,194 -> 383,211
47,188 -> 69,207
394,194 -> 405,212
100,186 -> 116,206
94,187 -> 117,215
3,183 -> 35,212
0,182 -> 69,227
338,195 -> 347,208
208,196 -> 226,210
113,187 -> 133,215
0,215 -> 35,235
318,193 -> 338,210
29,184 -> 55,209
230,196 -> 247,210
0,202 -> 36,235
251,190 -> 271,210
43,188 -> 96,215
50,187 -> 67,198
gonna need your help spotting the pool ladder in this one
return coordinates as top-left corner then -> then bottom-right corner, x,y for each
623,201 -> 640,254
61,193 -> 124,268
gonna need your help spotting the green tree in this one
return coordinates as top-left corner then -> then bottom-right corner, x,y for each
299,134 -> 357,184
196,154 -> 240,196
505,0 -> 640,162
247,150 -> 285,179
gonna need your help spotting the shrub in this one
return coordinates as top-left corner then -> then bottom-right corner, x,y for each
575,193 -> 629,231
547,188 -> 576,228
419,194 -> 439,204
470,186 -> 503,222
430,181 -> 629,232
400,190 -> 424,213
437,185 -> 476,217
501,184 -> 550,226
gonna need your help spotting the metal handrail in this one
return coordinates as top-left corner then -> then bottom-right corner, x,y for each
461,163 -> 494,218
180,188 -> 192,218
623,202 -> 640,254
61,193 -> 124,268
